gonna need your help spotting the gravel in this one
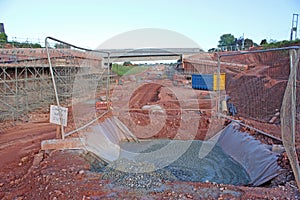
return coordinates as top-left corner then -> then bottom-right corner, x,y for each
86,139 -> 251,189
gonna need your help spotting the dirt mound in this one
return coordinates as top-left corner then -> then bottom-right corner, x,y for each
125,82 -> 216,140
227,74 -> 287,121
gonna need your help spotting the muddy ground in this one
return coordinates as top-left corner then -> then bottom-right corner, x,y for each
0,83 -> 299,199
0,119 -> 298,199
1,50 -> 300,199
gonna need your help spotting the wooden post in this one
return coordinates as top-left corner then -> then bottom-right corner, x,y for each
56,125 -> 61,139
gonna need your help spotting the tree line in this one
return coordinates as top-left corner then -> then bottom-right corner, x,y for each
209,33 -> 300,52
0,32 -> 42,48
208,33 -> 258,52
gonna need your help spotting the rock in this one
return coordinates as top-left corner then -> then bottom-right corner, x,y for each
54,190 -> 63,196
69,166 -> 75,173
32,152 -> 44,167
269,111 -> 280,124
272,144 -> 285,154
20,156 -> 29,163
142,105 -> 165,114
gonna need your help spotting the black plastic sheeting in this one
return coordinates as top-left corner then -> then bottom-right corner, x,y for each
85,119 -> 281,186
217,122 -> 282,186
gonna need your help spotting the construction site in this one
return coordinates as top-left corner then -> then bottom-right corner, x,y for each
0,33 -> 300,199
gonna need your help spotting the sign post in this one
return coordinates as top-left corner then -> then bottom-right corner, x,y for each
50,105 -> 68,139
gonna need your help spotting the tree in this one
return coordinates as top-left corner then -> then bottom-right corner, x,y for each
0,32 -> 8,44
260,39 -> 267,46
123,61 -> 133,66
218,34 -> 235,49
11,41 -> 41,48
269,39 -> 277,43
54,43 -> 71,49
208,48 -> 217,52
244,38 -> 254,48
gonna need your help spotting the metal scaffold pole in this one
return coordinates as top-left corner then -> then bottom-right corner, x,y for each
44,36 -> 111,138
45,37 -> 65,139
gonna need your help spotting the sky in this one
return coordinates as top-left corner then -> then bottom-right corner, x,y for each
0,0 -> 299,51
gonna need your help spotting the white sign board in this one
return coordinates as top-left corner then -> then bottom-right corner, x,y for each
50,105 -> 68,126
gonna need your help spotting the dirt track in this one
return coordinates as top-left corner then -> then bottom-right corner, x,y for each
0,121 -> 55,169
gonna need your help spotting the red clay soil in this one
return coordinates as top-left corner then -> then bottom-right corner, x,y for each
0,115 -> 299,199
213,50 -> 300,146
1,50 -> 300,198
215,50 -> 290,121
124,82 -> 216,140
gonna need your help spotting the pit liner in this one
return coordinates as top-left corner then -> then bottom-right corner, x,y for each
215,122 -> 281,186
84,119 -> 281,186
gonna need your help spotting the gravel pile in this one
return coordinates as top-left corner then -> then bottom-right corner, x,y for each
101,158 -> 177,190
85,139 -> 253,189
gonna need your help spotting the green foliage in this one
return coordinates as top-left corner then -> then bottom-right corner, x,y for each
0,33 -> 42,48
211,33 -> 299,51
123,61 -> 133,66
218,34 -> 235,48
260,39 -> 267,45
112,63 -> 148,76
244,38 -> 254,48
261,39 -> 300,49
8,41 -> 42,48
54,43 -> 71,49
0,32 -> 8,43
208,48 -> 218,52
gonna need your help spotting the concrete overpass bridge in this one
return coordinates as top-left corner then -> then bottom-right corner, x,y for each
0,47 -> 202,67
100,48 -> 202,62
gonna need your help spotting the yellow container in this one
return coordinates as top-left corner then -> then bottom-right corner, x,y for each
213,73 -> 226,90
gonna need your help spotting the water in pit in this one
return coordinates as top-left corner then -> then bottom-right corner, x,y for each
87,140 -> 251,187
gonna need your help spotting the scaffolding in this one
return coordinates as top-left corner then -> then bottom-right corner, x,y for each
0,49 -> 53,123
291,14 -> 299,41
0,40 -> 111,131
45,37 -> 114,139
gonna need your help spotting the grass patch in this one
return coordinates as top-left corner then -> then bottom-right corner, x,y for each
112,64 -> 149,76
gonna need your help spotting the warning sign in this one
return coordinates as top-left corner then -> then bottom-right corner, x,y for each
50,105 -> 68,126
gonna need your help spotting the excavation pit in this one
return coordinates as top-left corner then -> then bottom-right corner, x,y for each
84,121 -> 281,188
